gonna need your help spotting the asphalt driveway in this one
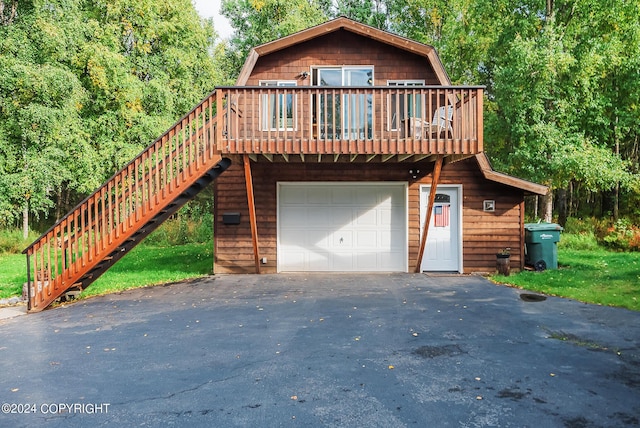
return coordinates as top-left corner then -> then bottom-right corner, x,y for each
0,274 -> 639,427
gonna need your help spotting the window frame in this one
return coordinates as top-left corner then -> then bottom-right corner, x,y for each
259,80 -> 297,131
311,66 -> 374,140
387,80 -> 425,131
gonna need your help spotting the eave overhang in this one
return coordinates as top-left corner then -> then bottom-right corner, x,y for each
475,153 -> 548,195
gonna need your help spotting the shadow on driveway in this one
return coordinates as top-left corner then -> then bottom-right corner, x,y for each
1,274 -> 639,427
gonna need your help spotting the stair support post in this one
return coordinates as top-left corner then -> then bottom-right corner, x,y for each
243,154 -> 261,273
415,155 -> 444,273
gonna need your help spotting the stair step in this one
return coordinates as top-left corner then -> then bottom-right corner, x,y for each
26,156 -> 232,311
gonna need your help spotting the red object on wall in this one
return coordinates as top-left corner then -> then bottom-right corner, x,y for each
434,204 -> 450,227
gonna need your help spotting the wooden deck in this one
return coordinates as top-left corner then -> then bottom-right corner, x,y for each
22,84 -> 485,311
216,86 -> 483,160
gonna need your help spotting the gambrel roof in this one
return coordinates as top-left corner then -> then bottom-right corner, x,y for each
236,16 -> 451,86
233,16 -> 547,196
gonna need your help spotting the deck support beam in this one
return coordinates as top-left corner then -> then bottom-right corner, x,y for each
415,155 -> 444,273
243,154 -> 261,273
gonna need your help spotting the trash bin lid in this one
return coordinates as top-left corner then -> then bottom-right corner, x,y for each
524,222 -> 564,232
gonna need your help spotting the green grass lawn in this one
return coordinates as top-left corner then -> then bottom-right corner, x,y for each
82,242 -> 213,298
0,253 -> 27,299
0,242 -> 213,300
492,248 -> 640,311
2,240 -> 638,311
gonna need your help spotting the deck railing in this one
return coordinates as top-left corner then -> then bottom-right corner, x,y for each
22,84 -> 484,311
217,85 -> 484,156
23,90 -> 223,311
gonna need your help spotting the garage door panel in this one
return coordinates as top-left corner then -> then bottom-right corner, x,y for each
331,187 -> 354,204
307,187 -> 331,205
333,230 -> 353,248
279,184 -> 406,272
280,207 -> 308,226
355,252 -> 378,270
355,187 -> 380,205
379,251 -> 405,270
280,249 -> 306,270
308,251 -> 331,270
332,253 -> 355,271
280,187 -> 307,204
331,206 -> 353,226
379,231 -> 396,249
355,230 -> 378,248
356,208 -> 377,226
307,229 -> 329,248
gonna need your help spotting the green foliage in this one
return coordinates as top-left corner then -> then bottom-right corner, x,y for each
558,231 -> 599,252
142,213 -> 213,246
0,229 -> 41,254
0,242 -> 214,300
594,218 -> 640,252
0,0 -> 222,231
221,0 -> 327,74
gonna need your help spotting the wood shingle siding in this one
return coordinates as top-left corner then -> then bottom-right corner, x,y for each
214,157 -> 525,274
247,31 -> 441,85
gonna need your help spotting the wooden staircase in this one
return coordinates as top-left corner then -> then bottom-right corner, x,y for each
23,91 -> 231,312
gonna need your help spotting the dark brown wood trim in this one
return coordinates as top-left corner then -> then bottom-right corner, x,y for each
243,154 -> 261,273
475,154 -> 547,195
414,155 -> 444,273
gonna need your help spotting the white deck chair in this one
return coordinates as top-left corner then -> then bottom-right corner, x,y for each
410,105 -> 454,138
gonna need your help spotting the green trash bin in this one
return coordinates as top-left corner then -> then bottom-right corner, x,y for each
524,223 -> 563,271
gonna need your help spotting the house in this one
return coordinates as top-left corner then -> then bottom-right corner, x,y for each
212,17 -> 547,274
23,17 -> 547,312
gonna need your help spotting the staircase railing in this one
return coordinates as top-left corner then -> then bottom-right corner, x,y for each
23,90 -> 225,312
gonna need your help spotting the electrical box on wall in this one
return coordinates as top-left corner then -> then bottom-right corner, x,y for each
222,212 -> 241,225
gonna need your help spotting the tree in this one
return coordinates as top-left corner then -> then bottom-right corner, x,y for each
489,1 -> 638,222
0,0 -> 223,235
0,2 -> 95,236
221,0 -> 327,74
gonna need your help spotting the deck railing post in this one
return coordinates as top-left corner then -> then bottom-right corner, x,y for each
25,253 -> 31,311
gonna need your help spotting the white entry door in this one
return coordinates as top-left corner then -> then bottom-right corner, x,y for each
420,185 -> 462,272
278,183 -> 407,272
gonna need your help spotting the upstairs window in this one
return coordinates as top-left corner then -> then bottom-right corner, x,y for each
311,67 -> 374,140
260,81 -> 296,131
388,80 -> 425,131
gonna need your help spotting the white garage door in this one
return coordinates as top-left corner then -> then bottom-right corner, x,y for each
278,183 -> 407,272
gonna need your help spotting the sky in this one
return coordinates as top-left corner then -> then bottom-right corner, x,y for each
193,0 -> 233,39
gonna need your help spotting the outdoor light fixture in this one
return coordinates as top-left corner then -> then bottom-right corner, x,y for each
483,200 -> 495,212
409,169 -> 420,179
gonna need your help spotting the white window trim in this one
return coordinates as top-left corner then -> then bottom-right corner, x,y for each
312,66 -> 376,86
311,67 -> 375,140
387,80 -> 426,131
419,184 -> 463,273
259,80 -> 297,131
